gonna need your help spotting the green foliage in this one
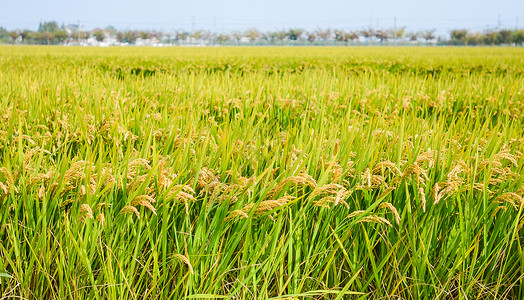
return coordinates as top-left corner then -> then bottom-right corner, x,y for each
38,21 -> 60,33
93,29 -> 105,42
5,19 -> 524,46
513,30 -> 524,46
0,27 -> 8,44
450,29 -> 468,43
287,28 -> 304,40
334,29 -> 358,43
0,47 -> 523,299
449,28 -> 524,46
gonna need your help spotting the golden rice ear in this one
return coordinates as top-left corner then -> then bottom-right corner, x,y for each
357,215 -> 392,227
0,167 -> 14,186
491,206 -> 507,217
363,168 -> 372,188
133,194 -> 156,203
518,218 -> 524,231
226,196 -> 293,221
493,192 -> 523,210
311,183 -> 344,197
254,196 -> 294,215
493,150 -> 518,167
432,183 -> 441,204
79,204 -> 93,222
96,213 -> 105,225
80,185 -> 86,196
120,205 -> 140,219
372,160 -> 402,176
168,186 -> 196,215
334,188 -> 351,209
518,184 -> 524,196
225,209 -> 249,221
95,202 -> 110,211
418,187 -> 427,212
379,202 -> 401,225
127,158 -> 152,170
0,182 -> 8,195
173,254 -> 194,274
133,199 -> 157,215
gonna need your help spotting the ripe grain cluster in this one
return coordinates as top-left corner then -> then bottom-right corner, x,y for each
0,46 -> 523,299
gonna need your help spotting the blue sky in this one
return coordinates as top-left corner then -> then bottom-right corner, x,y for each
1,0 -> 523,35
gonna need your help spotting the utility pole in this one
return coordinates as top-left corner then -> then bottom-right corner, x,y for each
394,17 -> 397,47
77,20 -> 80,43
516,17 -> 519,30
498,14 -> 501,29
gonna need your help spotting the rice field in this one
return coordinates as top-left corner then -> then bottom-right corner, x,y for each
0,46 -> 523,299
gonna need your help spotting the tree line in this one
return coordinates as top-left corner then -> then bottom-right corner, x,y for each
1,21 -> 523,46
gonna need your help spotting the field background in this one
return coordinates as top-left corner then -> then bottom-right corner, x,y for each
0,46 -> 523,299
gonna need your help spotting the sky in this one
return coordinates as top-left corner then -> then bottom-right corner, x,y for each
1,0 -> 523,36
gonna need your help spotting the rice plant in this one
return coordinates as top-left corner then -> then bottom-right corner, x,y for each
0,46 -> 523,299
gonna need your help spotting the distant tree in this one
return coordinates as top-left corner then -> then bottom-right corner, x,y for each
216,33 -> 231,44
199,30 -> 212,43
139,31 -> 150,40
406,31 -> 418,42
43,32 -> 54,44
175,30 -> 188,42
306,31 -> 317,43
348,31 -> 359,41
26,31 -> 43,44
482,30 -> 498,45
21,30 -> 32,42
8,30 -> 21,43
422,29 -> 436,42
80,31 -> 91,41
316,29 -> 332,44
54,30 -> 67,44
116,31 -> 125,43
259,32 -> 270,44
287,28 -> 304,41
38,21 -> 60,33
334,29 -> 347,43
465,32 -> 481,45
266,31 -> 280,45
231,31 -> 242,45
276,30 -> 287,45
450,29 -> 468,45
0,27 -> 8,43
497,29 -> 512,45
123,31 -> 137,43
334,30 -> 358,44
512,30 -> 524,45
375,30 -> 389,43
150,31 -> 164,41
189,30 -> 202,42
360,28 -> 375,42
387,27 -> 405,43
32,21 -> 66,44
244,28 -> 260,43
105,26 -> 118,36
395,27 -> 406,40
93,29 -> 105,42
